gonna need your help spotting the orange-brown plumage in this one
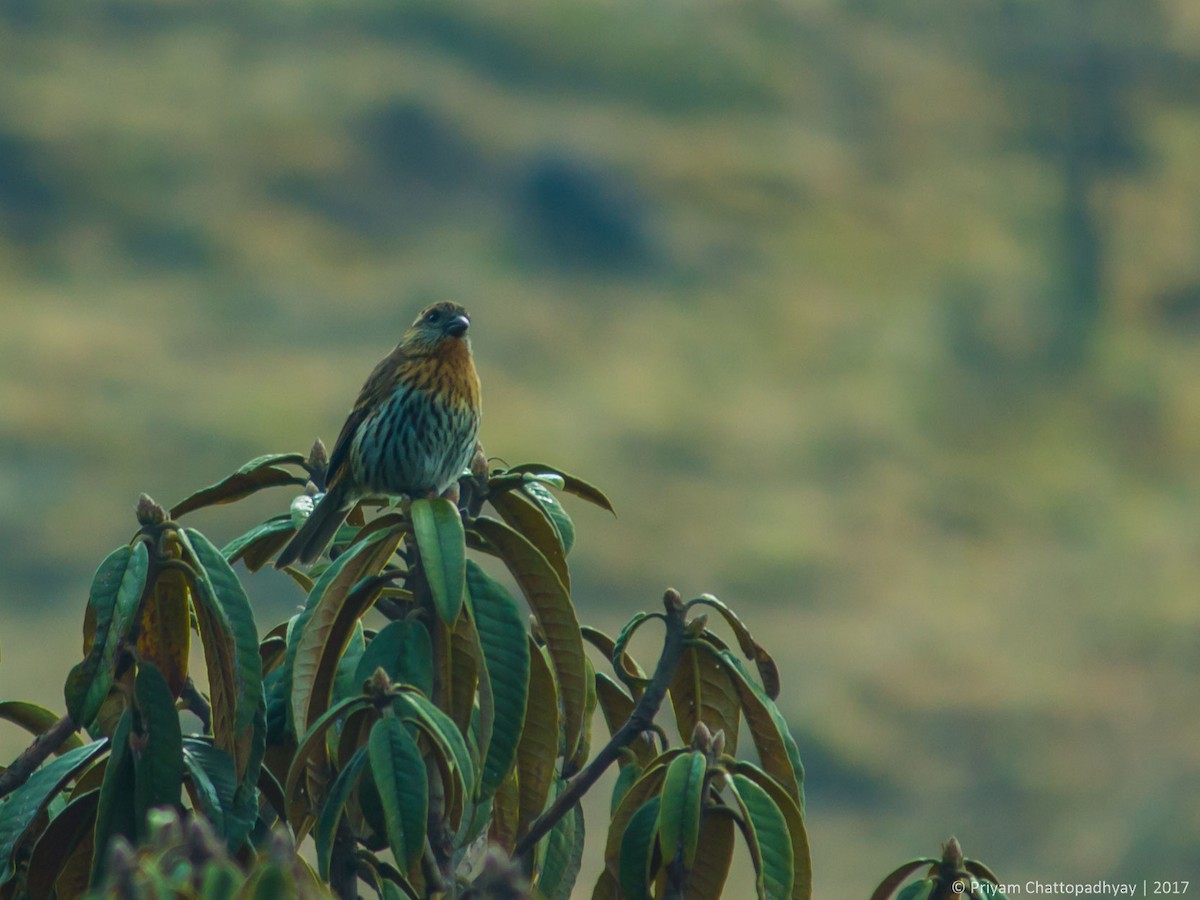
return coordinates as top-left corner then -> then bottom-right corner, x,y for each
276,302 -> 482,568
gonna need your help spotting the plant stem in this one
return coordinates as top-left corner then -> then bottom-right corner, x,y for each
329,817 -> 359,900
0,714 -> 78,799
512,589 -> 687,859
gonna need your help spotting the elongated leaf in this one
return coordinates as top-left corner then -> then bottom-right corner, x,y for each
720,650 -> 804,810
183,529 -> 262,734
657,751 -> 706,870
731,773 -> 793,900
25,788 -> 100,900
222,515 -> 295,572
568,655 -> 598,771
333,622 -> 367,703
465,561 -> 530,799
538,782 -> 585,900
688,596 -> 781,699
619,797 -> 661,900
670,642 -> 741,753
316,746 -> 370,880
65,543 -> 149,728
0,703 -> 83,753
489,489 -> 570,589
504,463 -> 615,514
183,739 -> 237,843
868,861 -> 936,900
0,741 -> 105,886
611,612 -> 658,690
290,526 -> 404,737
393,690 -> 474,825
470,516 -> 586,762
734,762 -> 812,900
284,695 -> 372,822
369,717 -> 428,872
602,752 -> 682,880
353,620 -> 433,698
895,879 -> 937,900
516,640 -> 559,840
448,610 -> 480,745
523,480 -> 575,555
411,497 -> 466,625
90,711 -> 136,886
686,807 -> 736,900
489,769 -> 520,852
132,662 -> 184,820
136,555 -> 191,699
614,763 -> 643,816
170,454 -> 308,518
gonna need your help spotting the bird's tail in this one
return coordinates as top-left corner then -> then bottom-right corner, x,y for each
275,482 -> 352,569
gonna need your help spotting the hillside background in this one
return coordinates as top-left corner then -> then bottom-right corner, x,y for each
2,1 -> 1199,895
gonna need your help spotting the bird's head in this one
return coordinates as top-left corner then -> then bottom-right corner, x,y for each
403,301 -> 472,352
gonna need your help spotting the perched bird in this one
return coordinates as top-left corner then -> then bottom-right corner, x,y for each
275,301 -> 482,568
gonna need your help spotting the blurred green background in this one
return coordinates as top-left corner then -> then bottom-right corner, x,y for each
2,0 -> 1199,895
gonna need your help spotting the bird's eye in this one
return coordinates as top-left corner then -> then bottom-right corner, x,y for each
424,311 -> 439,323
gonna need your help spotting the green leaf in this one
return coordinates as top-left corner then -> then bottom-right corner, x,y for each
353,619 -> 434,699
24,788 -> 101,900
465,561 -> 530,800
537,782 -> 585,900
601,752 -> 682,881
0,741 -> 105,886
611,612 -> 658,690
169,453 -> 308,518
228,697 -> 267,851
719,649 -> 804,811
731,773 -> 793,900
284,694 -> 373,822
516,640 -> 559,840
504,463 -> 616,514
894,879 -> 937,900
411,497 -> 466,626
489,488 -> 570,590
182,739 -> 238,844
611,760 -> 643,816
182,528 -> 263,735
65,543 -> 149,728
90,711 -> 137,886
867,860 -> 935,900
393,690 -> 474,824
221,515 -> 295,572
657,751 -> 706,870
316,746 -> 370,881
369,717 -> 428,872
618,796 -> 661,900
0,702 -> 83,753
734,762 -> 812,900
289,526 -> 404,738
132,661 -> 184,820
469,516 -> 587,763
523,480 -> 575,555
333,621 -> 367,703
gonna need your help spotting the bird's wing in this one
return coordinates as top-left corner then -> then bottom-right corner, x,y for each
325,347 -> 403,489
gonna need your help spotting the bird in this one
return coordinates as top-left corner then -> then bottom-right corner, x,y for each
275,301 -> 482,568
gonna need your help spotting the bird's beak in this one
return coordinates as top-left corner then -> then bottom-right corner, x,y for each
445,315 -> 470,338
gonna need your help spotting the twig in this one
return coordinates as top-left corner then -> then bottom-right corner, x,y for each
179,677 -> 212,733
513,589 -> 688,859
0,714 -> 78,800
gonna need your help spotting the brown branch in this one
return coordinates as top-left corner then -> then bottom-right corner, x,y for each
513,589 -> 687,859
179,677 -> 212,733
0,714 -> 78,799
